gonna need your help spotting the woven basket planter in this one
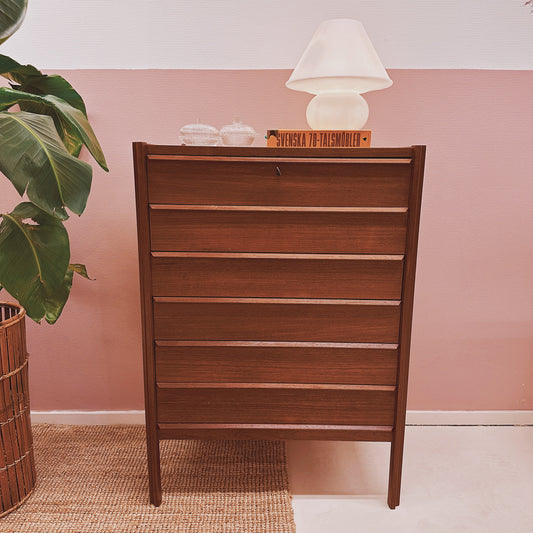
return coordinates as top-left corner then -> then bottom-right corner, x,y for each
0,303 -> 36,517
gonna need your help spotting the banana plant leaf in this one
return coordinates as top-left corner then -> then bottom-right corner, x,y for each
0,55 -> 87,114
0,87 -> 107,168
0,0 -> 27,45
0,54 -> 40,79
0,3 -> 106,324
69,263 -> 92,280
41,263 -> 90,324
0,111 -> 92,219
0,202 -> 70,323
18,75 -> 87,115
17,99 -> 83,156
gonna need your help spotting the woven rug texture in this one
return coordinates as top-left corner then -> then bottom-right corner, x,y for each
0,425 -> 296,532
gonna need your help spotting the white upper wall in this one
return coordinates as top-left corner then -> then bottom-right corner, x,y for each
1,0 -> 532,69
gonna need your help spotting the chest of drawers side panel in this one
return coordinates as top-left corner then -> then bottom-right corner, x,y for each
388,145 -> 426,509
132,141 -> 161,506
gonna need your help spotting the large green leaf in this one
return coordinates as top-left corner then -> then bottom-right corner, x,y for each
41,263 -> 94,322
0,202 -> 70,323
0,63 -> 89,155
19,74 -> 87,115
19,99 -> 84,156
42,268 -> 74,324
39,264 -> 92,323
0,0 -> 27,45
0,111 -> 92,218
0,87 -> 107,169
0,56 -> 87,114
0,54 -> 41,80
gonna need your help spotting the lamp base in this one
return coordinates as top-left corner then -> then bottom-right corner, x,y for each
306,91 -> 369,130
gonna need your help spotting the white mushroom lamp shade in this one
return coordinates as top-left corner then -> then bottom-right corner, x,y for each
286,19 -> 392,130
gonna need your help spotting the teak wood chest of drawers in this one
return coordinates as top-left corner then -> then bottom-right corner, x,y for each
133,143 -> 426,509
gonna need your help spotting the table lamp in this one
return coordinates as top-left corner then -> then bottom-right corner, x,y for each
286,19 -> 392,130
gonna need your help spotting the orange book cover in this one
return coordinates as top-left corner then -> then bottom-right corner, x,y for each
267,129 -> 371,148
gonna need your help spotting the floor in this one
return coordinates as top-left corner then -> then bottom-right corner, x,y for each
287,426 -> 533,533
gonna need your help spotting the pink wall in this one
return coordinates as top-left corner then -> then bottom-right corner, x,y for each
2,69 -> 531,411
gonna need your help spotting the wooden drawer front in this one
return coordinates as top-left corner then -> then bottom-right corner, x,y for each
151,253 -> 404,299
156,341 -> 399,385
153,298 -> 400,343
157,385 -> 396,426
150,207 -> 407,254
147,157 -> 411,207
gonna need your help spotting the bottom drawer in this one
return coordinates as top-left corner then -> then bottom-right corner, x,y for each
157,385 -> 396,426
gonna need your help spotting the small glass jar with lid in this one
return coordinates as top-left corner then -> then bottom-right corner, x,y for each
179,121 -> 220,146
220,119 -> 256,146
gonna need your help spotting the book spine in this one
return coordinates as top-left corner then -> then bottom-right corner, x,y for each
267,130 -> 371,148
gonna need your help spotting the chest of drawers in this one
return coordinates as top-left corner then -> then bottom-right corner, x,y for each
133,144 -> 426,508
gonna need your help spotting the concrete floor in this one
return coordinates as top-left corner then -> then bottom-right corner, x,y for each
287,426 -> 533,533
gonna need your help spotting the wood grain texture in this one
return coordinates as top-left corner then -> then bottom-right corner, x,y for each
133,144 -> 426,509
158,424 -> 393,442
151,253 -> 404,299
150,207 -> 407,254
132,142 -> 161,507
155,341 -> 399,385
157,385 -> 396,425
147,156 -> 410,207
144,145 -> 415,158
388,145 -> 427,509
0,304 -> 35,517
153,298 -> 401,343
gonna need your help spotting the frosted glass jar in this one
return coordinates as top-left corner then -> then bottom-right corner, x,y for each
179,122 -> 220,146
220,120 -> 256,146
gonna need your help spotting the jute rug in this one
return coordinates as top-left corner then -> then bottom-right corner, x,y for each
0,425 -> 296,532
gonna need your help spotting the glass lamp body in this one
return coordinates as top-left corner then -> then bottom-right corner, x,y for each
306,91 -> 369,130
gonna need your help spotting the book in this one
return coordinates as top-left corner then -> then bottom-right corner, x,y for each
266,129 -> 371,148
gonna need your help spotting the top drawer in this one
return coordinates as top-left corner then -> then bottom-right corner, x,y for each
147,156 -> 411,207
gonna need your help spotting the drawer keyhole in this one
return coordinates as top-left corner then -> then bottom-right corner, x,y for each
275,166 -> 282,176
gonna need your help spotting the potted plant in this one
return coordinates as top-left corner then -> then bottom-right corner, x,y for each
0,0 -> 107,515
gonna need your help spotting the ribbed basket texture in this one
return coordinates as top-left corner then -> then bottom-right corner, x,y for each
0,303 -> 35,517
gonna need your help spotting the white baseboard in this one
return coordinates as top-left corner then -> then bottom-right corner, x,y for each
31,410 -> 145,425
30,410 -> 533,426
406,410 -> 533,426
